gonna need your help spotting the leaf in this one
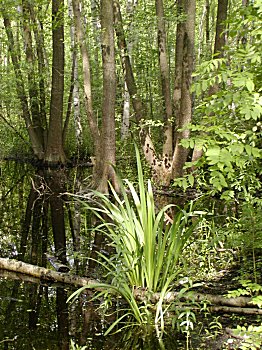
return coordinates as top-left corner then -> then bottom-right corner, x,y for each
206,147 -> 220,164
246,79 -> 255,92
188,174 -> 194,187
245,144 -> 252,156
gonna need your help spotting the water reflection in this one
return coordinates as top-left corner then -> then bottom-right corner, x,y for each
0,273 -> 185,350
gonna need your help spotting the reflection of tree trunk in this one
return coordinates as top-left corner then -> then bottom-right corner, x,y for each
4,281 -> 21,319
80,304 -> 98,346
88,228 -> 104,270
47,169 -> 67,264
56,288 -> 69,350
19,187 -> 37,261
41,199 -> 49,267
28,284 -> 43,329
31,192 -> 43,265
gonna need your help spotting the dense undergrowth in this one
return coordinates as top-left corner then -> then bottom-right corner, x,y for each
68,146 -> 262,349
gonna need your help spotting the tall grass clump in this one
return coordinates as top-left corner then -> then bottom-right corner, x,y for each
69,146 -> 201,334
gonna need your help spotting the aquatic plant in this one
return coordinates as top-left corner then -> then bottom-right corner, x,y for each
68,145 -> 202,334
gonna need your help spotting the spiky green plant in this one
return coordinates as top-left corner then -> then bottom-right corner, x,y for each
68,146 -> 201,333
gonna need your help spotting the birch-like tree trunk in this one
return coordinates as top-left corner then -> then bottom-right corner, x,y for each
121,0 -> 137,140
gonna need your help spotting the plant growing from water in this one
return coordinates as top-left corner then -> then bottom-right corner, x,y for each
68,146 -> 203,334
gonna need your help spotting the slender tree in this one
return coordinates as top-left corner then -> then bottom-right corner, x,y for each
156,0 -> 173,157
171,0 -> 196,179
73,0 -> 118,193
97,0 -> 117,192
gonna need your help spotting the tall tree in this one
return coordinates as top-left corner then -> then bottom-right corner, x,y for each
97,0 -> 117,192
45,0 -> 66,163
73,0 -> 118,193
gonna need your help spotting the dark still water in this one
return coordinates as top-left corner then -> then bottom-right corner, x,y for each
0,271 -> 185,350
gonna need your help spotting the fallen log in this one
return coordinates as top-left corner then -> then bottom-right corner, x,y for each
0,258 -> 261,315
210,305 -> 262,315
147,290 -> 254,308
0,258 -> 97,288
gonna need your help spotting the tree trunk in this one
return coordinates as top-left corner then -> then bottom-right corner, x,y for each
113,0 -> 158,175
45,0 -> 66,163
171,0 -> 196,179
93,0 -> 117,193
121,0 -> 137,140
214,0 -> 228,58
156,0 -> 173,157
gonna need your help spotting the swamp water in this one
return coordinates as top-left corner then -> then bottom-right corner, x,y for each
0,271 -> 188,350
0,164 -> 187,349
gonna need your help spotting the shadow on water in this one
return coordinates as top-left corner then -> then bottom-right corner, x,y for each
0,271 -> 186,350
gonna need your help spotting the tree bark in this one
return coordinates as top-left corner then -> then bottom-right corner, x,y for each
121,0 -> 137,140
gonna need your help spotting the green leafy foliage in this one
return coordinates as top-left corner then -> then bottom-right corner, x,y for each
177,3 -> 262,200
227,280 -> 262,303
230,324 -> 262,350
